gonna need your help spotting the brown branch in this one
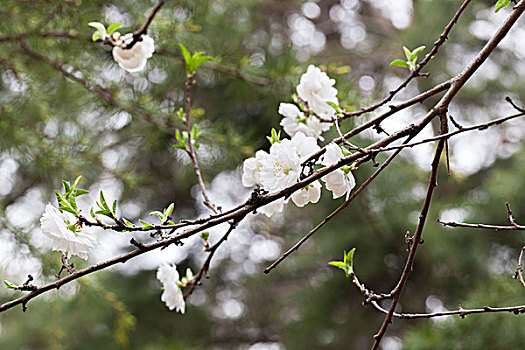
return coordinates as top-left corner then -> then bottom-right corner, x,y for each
182,74 -> 217,214
371,112 -> 448,349
370,300 -> 525,319
438,201 -> 525,231
340,0 -> 472,121
129,0 -> 167,47
438,219 -> 525,231
371,4 -> 525,345
3,0 -> 524,314
370,108 -> 525,154
184,222 -> 238,298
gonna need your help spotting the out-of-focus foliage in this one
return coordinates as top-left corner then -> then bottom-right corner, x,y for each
1,0 -> 525,349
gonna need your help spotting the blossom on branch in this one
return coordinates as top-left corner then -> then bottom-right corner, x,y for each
291,180 -> 321,207
279,103 -> 330,140
112,34 -> 155,72
156,264 -> 185,313
321,143 -> 356,199
296,65 -> 339,119
39,204 -> 98,260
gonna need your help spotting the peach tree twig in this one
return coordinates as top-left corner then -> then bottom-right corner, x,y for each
339,0 -> 472,121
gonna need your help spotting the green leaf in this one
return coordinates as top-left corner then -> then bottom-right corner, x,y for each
99,191 -> 108,210
71,176 -> 82,190
148,211 -> 164,221
122,218 -> 135,227
410,46 -> 426,61
90,207 -> 96,218
179,44 -> 213,74
62,180 -> 71,193
390,59 -> 410,68
165,203 -> 175,218
266,128 -> 281,144
73,189 -> 89,197
88,22 -> 106,33
200,231 -> 209,241
92,32 -> 103,42
495,0 -> 511,12
138,219 -> 153,229
4,279 -> 17,289
329,248 -> 356,278
112,200 -> 117,216
403,46 -> 412,60
106,23 -> 122,35
326,101 -> 341,112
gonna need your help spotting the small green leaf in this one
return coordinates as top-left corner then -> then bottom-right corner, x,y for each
4,279 -> 17,289
410,46 -> 426,61
122,218 -> 135,227
179,43 -> 192,67
326,101 -> 341,112
106,23 -> 122,35
62,180 -> 71,193
495,0 -> 511,12
71,176 -> 82,190
138,219 -> 153,229
390,59 -> 410,68
200,231 -> 209,241
165,203 -> 175,218
90,207 -> 96,218
73,189 -> 89,197
88,22 -> 106,33
328,261 -> 346,268
112,200 -> 117,216
266,128 -> 281,144
403,46 -> 412,60
99,191 -> 108,210
92,32 -> 103,42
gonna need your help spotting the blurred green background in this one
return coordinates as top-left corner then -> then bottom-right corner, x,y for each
1,0 -> 525,349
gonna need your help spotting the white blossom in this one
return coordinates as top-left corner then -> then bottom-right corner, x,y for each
161,284 -> 185,313
289,131 -> 320,162
242,150 -> 269,187
156,264 -> 180,285
322,170 -> 355,199
39,204 -> 98,260
112,34 -> 155,72
321,143 -> 356,199
157,264 -> 185,313
291,180 -> 321,207
296,65 -> 339,119
279,103 -> 330,140
259,140 -> 301,193
258,197 -> 286,217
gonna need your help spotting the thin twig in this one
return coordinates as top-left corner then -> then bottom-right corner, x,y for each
515,246 -> 525,288
184,222 -> 239,298
182,74 -> 217,214
369,300 -> 525,319
340,0 -> 473,121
